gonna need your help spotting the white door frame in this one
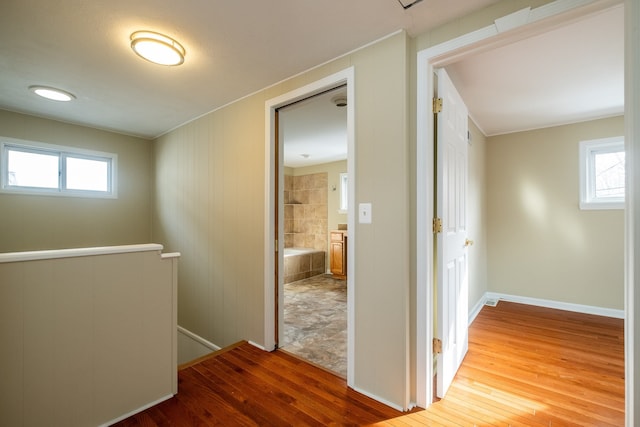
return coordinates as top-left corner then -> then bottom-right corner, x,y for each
264,67 -> 356,386
415,0 -> 630,411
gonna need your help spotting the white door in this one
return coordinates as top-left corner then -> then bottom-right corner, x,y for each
436,68 -> 469,398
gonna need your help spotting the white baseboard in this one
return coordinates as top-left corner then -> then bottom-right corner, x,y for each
177,326 -> 221,351
248,340 -> 268,351
485,292 -> 625,319
468,294 -> 487,325
100,394 -> 173,427
351,385 -> 406,412
177,326 -> 221,365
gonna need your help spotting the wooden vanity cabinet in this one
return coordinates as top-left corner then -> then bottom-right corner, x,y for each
330,230 -> 347,279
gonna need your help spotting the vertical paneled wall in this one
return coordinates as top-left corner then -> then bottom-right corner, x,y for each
154,97 -> 266,348
0,246 -> 178,426
152,32 -> 412,408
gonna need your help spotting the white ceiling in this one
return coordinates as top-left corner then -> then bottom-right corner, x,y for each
0,0 -> 624,153
280,88 -> 348,168
0,0 -> 501,139
281,2 -> 624,168
446,4 -> 624,136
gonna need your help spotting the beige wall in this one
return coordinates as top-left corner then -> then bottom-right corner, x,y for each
0,110 -> 153,252
0,246 -> 178,426
468,120 -> 489,312
153,32 -> 410,407
486,116 -> 625,309
153,93 -> 266,350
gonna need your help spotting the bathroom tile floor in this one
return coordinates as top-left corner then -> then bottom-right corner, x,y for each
281,274 -> 347,377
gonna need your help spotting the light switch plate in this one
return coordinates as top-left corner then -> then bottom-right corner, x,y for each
359,203 -> 372,224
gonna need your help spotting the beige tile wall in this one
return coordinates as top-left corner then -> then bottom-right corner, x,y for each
283,251 -> 325,284
284,172 -> 328,251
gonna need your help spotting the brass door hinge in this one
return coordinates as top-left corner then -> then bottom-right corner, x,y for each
433,97 -> 443,114
433,338 -> 442,354
433,217 -> 443,234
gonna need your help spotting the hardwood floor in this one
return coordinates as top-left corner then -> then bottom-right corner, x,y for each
114,301 -> 624,426
114,341 -> 402,426
378,302 -> 625,426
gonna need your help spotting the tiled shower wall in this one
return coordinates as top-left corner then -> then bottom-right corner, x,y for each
284,172 -> 328,251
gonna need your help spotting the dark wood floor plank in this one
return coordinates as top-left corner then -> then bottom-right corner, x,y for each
223,347 -> 350,424
196,355 -> 322,425
242,345 -> 402,421
175,368 -> 260,426
113,301 -> 624,426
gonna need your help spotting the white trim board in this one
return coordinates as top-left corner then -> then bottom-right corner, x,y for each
468,295 -> 487,325
177,326 -> 221,366
351,385 -> 406,413
177,326 -> 221,352
483,292 -> 625,319
0,243 -> 164,263
100,394 -> 173,427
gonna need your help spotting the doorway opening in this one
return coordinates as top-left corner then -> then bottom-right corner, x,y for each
278,86 -> 348,377
264,67 -> 355,385
415,0 -> 627,409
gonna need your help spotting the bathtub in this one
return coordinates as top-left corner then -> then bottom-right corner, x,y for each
283,247 -> 325,284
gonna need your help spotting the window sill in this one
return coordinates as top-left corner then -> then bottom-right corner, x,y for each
579,201 -> 624,210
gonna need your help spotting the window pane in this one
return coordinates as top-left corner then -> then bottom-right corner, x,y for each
7,149 -> 59,188
594,151 -> 625,198
340,173 -> 348,211
66,157 -> 109,191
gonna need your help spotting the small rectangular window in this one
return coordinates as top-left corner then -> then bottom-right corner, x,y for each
579,137 -> 624,210
1,137 -> 117,198
339,173 -> 348,213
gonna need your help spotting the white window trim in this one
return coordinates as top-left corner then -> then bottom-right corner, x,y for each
338,172 -> 348,214
0,137 -> 118,199
579,136 -> 624,210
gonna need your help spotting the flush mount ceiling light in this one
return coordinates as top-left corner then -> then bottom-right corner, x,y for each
29,85 -> 76,102
397,0 -> 423,9
130,31 -> 185,66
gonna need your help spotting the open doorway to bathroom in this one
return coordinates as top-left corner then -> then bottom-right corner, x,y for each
277,85 -> 349,377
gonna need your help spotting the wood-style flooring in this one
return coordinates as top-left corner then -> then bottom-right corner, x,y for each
114,301 -> 624,426
282,274 -> 347,377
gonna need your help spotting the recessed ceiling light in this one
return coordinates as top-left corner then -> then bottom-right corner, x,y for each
29,85 -> 76,102
130,31 -> 186,66
331,95 -> 347,107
